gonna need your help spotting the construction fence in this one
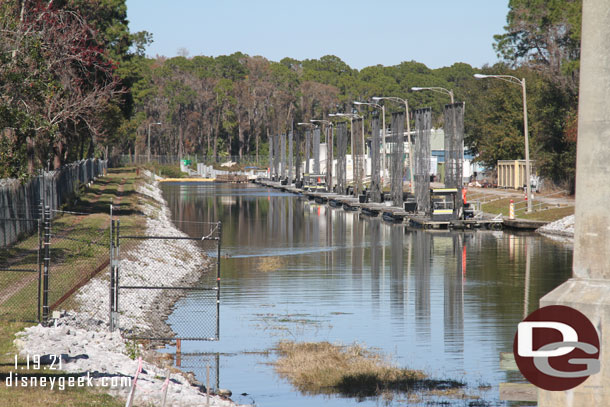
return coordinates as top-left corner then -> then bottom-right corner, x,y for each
0,206 -> 110,323
0,159 -> 107,247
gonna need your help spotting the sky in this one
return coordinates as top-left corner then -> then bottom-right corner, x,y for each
125,0 -> 509,70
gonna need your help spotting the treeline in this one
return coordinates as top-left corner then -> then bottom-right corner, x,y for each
1,0 -> 581,189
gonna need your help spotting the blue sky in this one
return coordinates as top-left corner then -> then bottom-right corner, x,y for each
125,0 -> 509,70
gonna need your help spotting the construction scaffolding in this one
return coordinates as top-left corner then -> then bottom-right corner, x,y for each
268,135 -> 274,178
444,102 -> 465,189
313,128 -> 321,174
336,122 -> 347,195
326,126 -> 334,191
353,118 -> 364,198
288,130 -> 294,181
391,112 -> 405,207
444,102 -> 465,216
273,134 -> 280,180
304,129 -> 311,175
415,108 -> 432,213
370,115 -> 382,203
280,133 -> 286,179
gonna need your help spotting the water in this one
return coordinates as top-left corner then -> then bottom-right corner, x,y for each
160,182 -> 573,406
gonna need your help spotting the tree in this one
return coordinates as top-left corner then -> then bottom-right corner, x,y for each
0,1 -> 122,172
493,0 -> 582,91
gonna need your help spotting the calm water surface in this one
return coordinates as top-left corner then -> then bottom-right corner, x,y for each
160,183 -> 573,406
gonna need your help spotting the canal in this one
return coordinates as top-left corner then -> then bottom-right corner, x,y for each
160,182 -> 573,406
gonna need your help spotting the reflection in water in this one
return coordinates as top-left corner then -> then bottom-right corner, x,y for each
444,234 -> 464,355
414,231 -> 431,342
161,183 -> 573,407
369,218 -> 381,306
390,226 -> 404,319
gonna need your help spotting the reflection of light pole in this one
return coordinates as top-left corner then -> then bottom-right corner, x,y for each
354,101 -> 386,183
297,122 -> 317,175
373,96 -> 414,194
330,113 -> 364,196
473,73 -> 532,213
311,119 -> 333,191
147,122 -> 162,163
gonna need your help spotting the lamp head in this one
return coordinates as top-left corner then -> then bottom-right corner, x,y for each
473,74 -> 488,79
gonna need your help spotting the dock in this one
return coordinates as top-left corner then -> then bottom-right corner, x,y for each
254,179 -> 527,230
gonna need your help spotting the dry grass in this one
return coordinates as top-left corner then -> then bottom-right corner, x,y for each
256,256 -> 283,272
274,341 -> 463,398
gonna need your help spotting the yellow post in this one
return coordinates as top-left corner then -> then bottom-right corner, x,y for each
509,199 -> 515,220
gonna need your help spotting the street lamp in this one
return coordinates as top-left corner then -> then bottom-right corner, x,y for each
330,113 -> 365,196
354,101 -> 387,181
310,119 -> 334,191
147,122 -> 162,163
372,96 -> 414,193
474,73 -> 532,213
411,86 -> 454,103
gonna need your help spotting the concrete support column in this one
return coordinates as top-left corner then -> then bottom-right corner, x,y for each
539,0 -> 610,405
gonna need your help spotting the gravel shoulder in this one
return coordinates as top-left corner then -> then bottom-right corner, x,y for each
536,214 -> 575,243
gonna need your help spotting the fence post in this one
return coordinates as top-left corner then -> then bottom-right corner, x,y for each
109,218 -> 115,332
216,221 -> 222,340
37,200 -> 43,323
42,205 -> 50,324
115,219 -> 120,313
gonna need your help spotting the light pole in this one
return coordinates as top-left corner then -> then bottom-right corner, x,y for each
373,96 -> 415,194
147,122 -> 162,163
354,101 -> 386,183
330,113 -> 365,196
310,119 -> 333,192
297,122 -> 317,175
411,86 -> 454,104
473,73 -> 532,213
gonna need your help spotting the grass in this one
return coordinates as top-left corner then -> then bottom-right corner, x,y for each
141,163 -> 186,179
0,167 -> 150,406
481,197 -> 574,221
274,341 -> 463,398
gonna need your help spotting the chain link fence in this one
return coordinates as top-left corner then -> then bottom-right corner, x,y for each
46,208 -> 110,318
0,204 -> 110,323
174,353 -> 220,393
0,216 -> 42,322
110,221 -> 222,341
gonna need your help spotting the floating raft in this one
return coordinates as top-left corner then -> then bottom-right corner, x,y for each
252,178 -> 536,231
408,217 -> 504,230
